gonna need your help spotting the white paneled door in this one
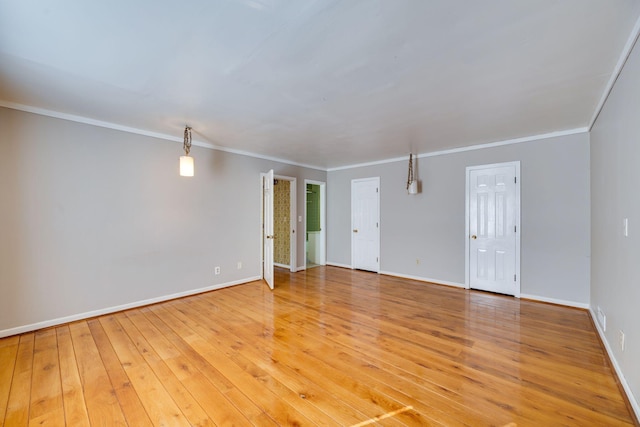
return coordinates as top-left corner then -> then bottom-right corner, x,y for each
467,163 -> 520,296
351,177 -> 380,272
262,169 -> 274,290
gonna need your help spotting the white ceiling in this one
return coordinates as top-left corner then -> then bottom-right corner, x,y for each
1,1 -> 639,169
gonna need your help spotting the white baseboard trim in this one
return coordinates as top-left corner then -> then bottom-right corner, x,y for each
326,261 -> 352,269
589,308 -> 640,420
520,293 -> 589,309
379,271 -> 466,288
0,276 -> 261,339
274,263 -> 299,273
297,265 -> 306,271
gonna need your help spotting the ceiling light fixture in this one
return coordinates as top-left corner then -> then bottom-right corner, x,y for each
179,126 -> 194,177
407,153 -> 418,195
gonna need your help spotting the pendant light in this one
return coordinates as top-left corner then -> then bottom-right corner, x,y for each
407,153 -> 418,194
179,126 -> 194,177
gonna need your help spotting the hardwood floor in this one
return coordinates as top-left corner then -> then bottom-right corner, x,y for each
0,266 -> 637,426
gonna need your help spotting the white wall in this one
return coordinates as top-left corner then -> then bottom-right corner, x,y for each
327,132 -> 591,305
0,107 -> 325,336
590,35 -> 640,413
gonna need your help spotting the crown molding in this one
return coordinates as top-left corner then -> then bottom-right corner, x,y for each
1,100 -> 588,173
0,100 -> 188,143
589,14 -> 640,129
327,127 -> 588,172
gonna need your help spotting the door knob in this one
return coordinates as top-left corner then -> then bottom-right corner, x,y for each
266,235 -> 274,239
471,235 -> 477,239
353,229 -> 358,233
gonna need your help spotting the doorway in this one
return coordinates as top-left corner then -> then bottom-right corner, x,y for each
351,177 -> 380,273
273,175 -> 297,272
305,180 -> 326,269
465,162 -> 520,296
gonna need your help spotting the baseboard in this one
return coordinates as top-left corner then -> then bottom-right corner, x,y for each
274,263 -> 300,272
520,293 -> 589,309
326,261 -> 352,269
0,275 -> 261,339
589,308 -> 640,421
379,270 -> 466,288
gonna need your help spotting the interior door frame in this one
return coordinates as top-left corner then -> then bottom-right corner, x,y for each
274,174 -> 297,272
351,177 -> 380,273
464,161 -> 521,296
304,179 -> 326,269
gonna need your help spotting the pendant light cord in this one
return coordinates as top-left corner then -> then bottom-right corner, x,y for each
407,153 -> 414,190
183,126 -> 192,155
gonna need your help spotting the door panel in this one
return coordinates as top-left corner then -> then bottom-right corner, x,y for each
351,178 -> 380,272
263,170 -> 274,290
468,164 -> 519,296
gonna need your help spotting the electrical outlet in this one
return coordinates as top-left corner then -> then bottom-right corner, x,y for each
237,261 -> 242,270
623,218 -> 629,237
215,266 -> 221,275
416,258 -> 420,265
619,330 -> 625,352
597,306 -> 606,332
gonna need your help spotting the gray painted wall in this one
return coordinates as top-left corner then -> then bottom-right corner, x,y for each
0,107 -> 325,334
327,132 -> 591,305
591,36 -> 640,409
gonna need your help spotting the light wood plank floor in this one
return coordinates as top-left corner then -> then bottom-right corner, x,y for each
1,266 -> 637,426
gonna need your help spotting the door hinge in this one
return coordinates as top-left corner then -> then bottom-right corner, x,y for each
514,177 -> 517,184
376,187 -> 379,193
376,222 -> 379,228
376,257 -> 379,263
514,274 -> 517,282
514,225 -> 517,233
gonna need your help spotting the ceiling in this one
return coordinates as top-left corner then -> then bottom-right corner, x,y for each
1,1 -> 639,169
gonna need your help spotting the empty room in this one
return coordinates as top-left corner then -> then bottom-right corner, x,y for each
1,1 -> 639,425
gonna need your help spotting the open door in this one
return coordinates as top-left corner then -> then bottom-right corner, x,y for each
262,169 -> 275,289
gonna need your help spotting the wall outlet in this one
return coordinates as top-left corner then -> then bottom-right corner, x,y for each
597,306 -> 606,332
623,218 -> 629,237
215,266 -> 221,275
237,261 -> 242,270
416,258 -> 420,265
619,330 -> 625,352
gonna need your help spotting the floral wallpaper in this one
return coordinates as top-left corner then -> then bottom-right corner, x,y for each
273,179 -> 290,265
